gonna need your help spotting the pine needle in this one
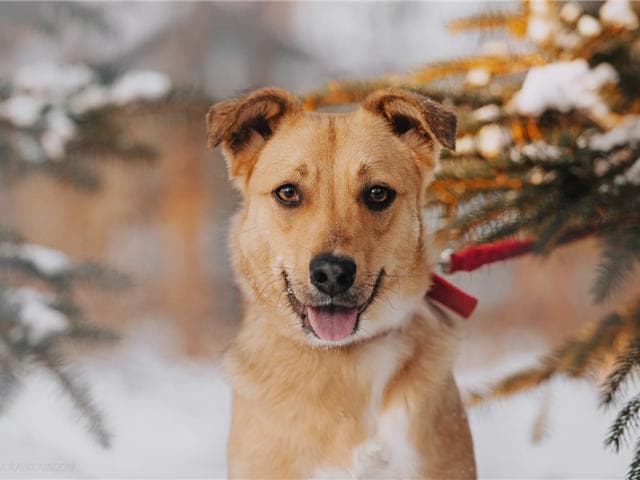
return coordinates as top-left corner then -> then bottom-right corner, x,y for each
606,393 -> 640,452
0,356 -> 19,413
38,350 -> 112,448
629,438 -> 640,480
467,365 -> 554,406
593,237 -> 639,304
602,336 -> 640,407
531,391 -> 552,444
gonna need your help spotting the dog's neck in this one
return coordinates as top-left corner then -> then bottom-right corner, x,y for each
224,306 -> 455,404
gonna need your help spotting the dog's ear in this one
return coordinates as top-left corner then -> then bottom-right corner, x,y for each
206,87 -> 302,185
361,88 -> 456,168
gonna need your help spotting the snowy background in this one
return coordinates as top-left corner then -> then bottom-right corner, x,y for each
0,320 -> 629,478
0,2 -> 632,478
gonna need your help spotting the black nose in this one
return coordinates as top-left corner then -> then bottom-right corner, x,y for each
309,254 -> 357,297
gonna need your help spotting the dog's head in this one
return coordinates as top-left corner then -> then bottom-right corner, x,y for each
207,87 -> 455,347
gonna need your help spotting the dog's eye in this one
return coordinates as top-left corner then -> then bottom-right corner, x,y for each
363,185 -> 396,211
273,184 -> 302,207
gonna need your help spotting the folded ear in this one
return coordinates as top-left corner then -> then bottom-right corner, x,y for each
361,88 -> 456,167
206,87 -> 302,185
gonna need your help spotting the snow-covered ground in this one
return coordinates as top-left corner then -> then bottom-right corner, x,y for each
0,323 -> 630,479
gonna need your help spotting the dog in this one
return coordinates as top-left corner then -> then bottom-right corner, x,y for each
207,87 -> 476,479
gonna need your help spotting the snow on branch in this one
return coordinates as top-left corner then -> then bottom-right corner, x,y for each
0,62 -> 171,162
0,242 -> 72,276
3,288 -> 68,346
589,116 -> 640,152
508,60 -> 618,120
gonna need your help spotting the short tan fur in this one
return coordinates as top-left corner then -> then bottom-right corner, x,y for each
207,87 -> 475,479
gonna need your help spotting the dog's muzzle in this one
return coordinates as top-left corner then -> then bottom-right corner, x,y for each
282,269 -> 384,342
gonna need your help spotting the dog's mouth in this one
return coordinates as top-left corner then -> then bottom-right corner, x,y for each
282,269 -> 385,343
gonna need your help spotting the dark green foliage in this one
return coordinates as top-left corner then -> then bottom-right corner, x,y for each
427,51 -> 640,478
602,337 -> 640,407
371,2 -> 640,476
593,229 -> 640,303
606,393 -> 640,452
0,107 -> 158,192
39,350 -> 112,448
0,250 -> 120,445
0,64 -> 168,449
629,439 -> 640,480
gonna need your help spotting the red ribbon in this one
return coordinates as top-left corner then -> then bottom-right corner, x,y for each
425,238 -> 536,319
426,231 -> 596,318
448,238 -> 534,274
426,273 -> 478,319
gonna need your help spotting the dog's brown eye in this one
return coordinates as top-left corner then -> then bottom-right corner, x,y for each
274,184 -> 301,207
363,185 -> 396,211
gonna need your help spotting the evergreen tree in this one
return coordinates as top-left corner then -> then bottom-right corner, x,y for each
305,1 -> 640,477
0,59 -> 176,446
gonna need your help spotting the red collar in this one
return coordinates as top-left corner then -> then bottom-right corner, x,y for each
425,273 -> 477,319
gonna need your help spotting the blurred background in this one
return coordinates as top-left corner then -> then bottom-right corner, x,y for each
0,2 -> 634,478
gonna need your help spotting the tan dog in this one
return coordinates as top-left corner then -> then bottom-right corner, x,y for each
207,87 -> 475,479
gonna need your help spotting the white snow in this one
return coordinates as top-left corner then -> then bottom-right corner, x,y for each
0,243 -> 72,276
472,104 -> 501,123
0,324 -> 628,478
41,109 -> 77,159
0,95 -> 46,128
521,141 -> 563,161
560,2 -> 582,24
476,124 -> 510,159
0,325 -> 230,478
623,158 -> 640,185
2,63 -> 173,163
578,15 -> 603,37
589,116 -> 640,151
16,244 -> 71,276
555,30 -> 581,50
526,0 -> 563,46
527,16 -> 555,45
45,109 -> 76,141
458,348 -> 630,479
68,85 -> 111,115
13,63 -> 95,102
480,41 -> 509,58
40,131 -> 66,161
509,60 -> 617,118
529,0 -> 550,15
110,70 -> 171,106
600,0 -> 639,30
456,134 -> 476,155
6,288 -> 68,345
465,68 -> 491,88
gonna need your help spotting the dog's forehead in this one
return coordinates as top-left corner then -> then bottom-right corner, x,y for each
252,110 -> 419,187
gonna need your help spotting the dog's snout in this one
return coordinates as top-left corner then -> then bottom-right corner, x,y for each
309,254 -> 356,297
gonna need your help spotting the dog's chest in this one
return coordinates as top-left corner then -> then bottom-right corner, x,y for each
312,337 -> 421,479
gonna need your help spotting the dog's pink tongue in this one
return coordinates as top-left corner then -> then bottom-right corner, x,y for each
307,307 -> 358,341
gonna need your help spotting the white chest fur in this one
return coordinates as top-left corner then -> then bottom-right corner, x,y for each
313,335 -> 421,479
312,406 -> 420,479
351,406 -> 420,479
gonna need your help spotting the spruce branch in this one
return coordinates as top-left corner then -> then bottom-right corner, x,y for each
593,238 -> 639,304
630,437 -> 640,480
447,9 -> 527,36
0,337 -> 20,413
470,304 -> 640,406
606,393 -> 640,453
601,336 -> 640,407
531,390 -> 551,444
37,349 -> 111,448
